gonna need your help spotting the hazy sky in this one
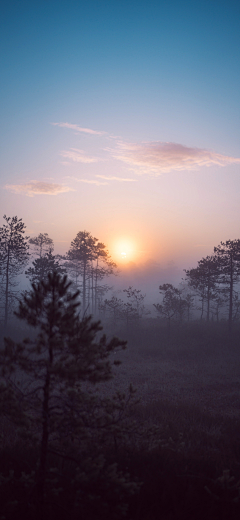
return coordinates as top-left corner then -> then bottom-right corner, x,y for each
1,0 -> 240,269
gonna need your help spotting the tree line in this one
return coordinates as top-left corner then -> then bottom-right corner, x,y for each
0,216 -> 119,327
155,240 -> 240,333
1,215 -> 240,332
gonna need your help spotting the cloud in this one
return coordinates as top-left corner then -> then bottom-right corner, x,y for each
65,176 -> 108,185
111,141 -> 240,174
96,175 -> 136,182
61,148 -> 102,164
5,181 -> 74,197
51,122 -> 105,136
77,179 -> 108,186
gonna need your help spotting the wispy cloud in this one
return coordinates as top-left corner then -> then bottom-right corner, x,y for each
5,181 -> 74,197
51,122 -> 105,136
111,141 -> 240,174
96,175 -> 136,182
66,176 -> 108,186
61,148 -> 102,164
77,179 -> 108,186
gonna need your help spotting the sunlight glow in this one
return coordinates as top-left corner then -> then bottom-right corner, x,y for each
112,238 -> 137,263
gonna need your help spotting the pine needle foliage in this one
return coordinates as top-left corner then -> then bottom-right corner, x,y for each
0,272 -> 141,520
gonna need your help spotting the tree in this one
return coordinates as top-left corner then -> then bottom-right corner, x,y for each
67,231 -> 98,312
184,256 -> 218,321
121,302 -> 139,328
29,233 -> 54,258
154,284 -> 186,326
0,215 -> 29,327
1,273 -> 139,518
25,252 -> 66,285
184,293 -> 195,322
103,296 -> 125,327
92,242 -> 117,315
103,293 -> 144,329
123,286 -> 149,323
211,293 -> 227,322
66,232 -> 117,315
214,240 -> 240,332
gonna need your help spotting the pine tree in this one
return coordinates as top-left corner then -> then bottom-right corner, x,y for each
154,284 -> 186,326
103,296 -> 125,327
92,242 -> 117,315
25,251 -> 66,285
1,273 -> 139,518
67,231 -> 98,312
123,287 -> 149,323
0,215 -> 29,327
214,240 -> 240,332
66,232 -> 117,315
184,256 -> 218,321
29,233 -> 54,258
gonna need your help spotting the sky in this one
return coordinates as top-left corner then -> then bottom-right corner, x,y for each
1,0 -> 240,272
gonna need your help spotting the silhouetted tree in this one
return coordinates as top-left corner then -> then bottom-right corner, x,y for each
29,232 -> 54,258
154,284 -> 186,326
25,252 -> 66,285
103,296 -> 125,327
92,242 -> 117,315
211,292 -> 227,322
1,273 -> 139,518
67,231 -> 98,312
0,215 -> 29,327
67,232 -> 117,314
184,293 -> 195,321
214,240 -> 240,333
184,256 -> 218,321
121,302 -> 139,328
123,286 -> 149,323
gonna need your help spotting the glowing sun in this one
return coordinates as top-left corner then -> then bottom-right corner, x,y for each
111,238 -> 137,262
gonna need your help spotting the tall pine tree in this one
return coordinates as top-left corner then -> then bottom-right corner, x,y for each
0,215 -> 29,327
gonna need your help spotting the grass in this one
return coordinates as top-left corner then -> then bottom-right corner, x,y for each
1,318 -> 240,518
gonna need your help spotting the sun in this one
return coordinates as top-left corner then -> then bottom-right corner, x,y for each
111,238 -> 137,263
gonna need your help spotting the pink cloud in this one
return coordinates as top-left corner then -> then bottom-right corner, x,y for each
51,122 -> 105,136
76,179 -> 108,186
111,141 -> 240,174
61,148 -> 102,164
5,181 -> 73,197
65,176 -> 108,185
96,175 -> 136,182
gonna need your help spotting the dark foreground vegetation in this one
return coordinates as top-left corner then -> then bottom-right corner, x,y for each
1,216 -> 240,518
1,281 -> 240,519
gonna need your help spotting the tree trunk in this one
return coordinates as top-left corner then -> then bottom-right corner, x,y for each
95,258 -> 99,316
207,285 -> 210,322
83,260 -> 86,312
4,246 -> 10,328
229,254 -> 233,334
37,320 -> 53,518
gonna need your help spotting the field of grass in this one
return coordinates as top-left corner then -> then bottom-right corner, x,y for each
1,319 -> 240,519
